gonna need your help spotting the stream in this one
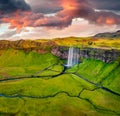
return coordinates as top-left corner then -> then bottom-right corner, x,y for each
0,64 -> 120,97
0,63 -> 120,115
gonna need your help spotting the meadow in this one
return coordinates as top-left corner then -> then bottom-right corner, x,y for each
53,37 -> 120,49
0,49 -> 120,116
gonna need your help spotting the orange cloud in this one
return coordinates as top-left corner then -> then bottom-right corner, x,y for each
0,0 -> 119,30
61,0 -> 77,10
106,18 -> 115,25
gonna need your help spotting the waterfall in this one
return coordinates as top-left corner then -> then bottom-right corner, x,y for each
66,47 -> 79,67
67,47 -> 74,67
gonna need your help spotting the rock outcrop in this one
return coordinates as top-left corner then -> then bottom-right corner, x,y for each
51,46 -> 68,59
0,39 -> 120,63
0,40 -> 56,52
51,46 -> 120,63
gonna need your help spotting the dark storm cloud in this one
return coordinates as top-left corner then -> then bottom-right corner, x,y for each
28,0 -> 62,14
0,0 -> 120,30
0,0 -> 31,13
29,0 -> 120,14
90,0 -> 120,11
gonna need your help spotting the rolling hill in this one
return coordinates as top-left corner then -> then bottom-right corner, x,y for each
0,30 -> 120,115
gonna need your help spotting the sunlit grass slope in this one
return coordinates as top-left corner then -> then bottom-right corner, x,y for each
0,74 -> 94,96
0,49 -> 60,78
0,49 -> 58,67
0,48 -> 120,116
0,74 -> 120,116
67,59 -> 120,94
53,37 -> 120,49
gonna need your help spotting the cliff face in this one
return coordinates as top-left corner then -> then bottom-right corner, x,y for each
79,48 -> 120,63
51,47 -> 120,63
51,46 -> 68,59
0,40 -> 120,63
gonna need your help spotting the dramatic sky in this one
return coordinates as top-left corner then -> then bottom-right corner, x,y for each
0,0 -> 120,40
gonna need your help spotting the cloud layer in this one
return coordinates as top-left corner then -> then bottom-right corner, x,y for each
0,0 -> 30,13
90,0 -> 120,11
0,0 -> 120,30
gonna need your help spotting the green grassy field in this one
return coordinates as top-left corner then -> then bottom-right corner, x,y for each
0,49 -> 61,78
67,59 -> 120,94
53,37 -> 120,49
0,50 -> 120,116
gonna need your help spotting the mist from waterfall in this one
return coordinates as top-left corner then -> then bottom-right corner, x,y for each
66,47 -> 79,67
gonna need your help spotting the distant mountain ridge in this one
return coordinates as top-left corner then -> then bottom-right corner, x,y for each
94,30 -> 120,38
0,30 -> 120,50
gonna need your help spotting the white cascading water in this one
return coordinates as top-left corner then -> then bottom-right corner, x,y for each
66,47 -> 79,67
67,47 -> 74,67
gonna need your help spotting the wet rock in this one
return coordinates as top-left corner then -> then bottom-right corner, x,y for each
51,46 -> 68,59
51,46 -> 120,63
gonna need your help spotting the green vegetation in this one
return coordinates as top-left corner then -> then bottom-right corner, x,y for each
67,59 -> 118,82
0,49 -> 60,78
0,74 -> 120,116
0,93 -> 114,116
102,66 -> 120,94
81,89 -> 120,113
0,49 -> 58,67
0,49 -> 120,116
0,74 -> 94,97
53,37 -> 120,49
0,34 -> 120,51
67,59 -> 120,94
